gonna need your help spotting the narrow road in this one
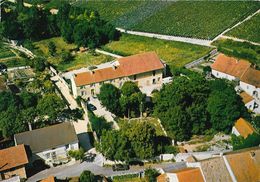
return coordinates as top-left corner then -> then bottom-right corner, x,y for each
212,8 -> 260,42
220,35 -> 260,46
116,28 -> 213,47
95,49 -> 123,58
26,161 -> 186,182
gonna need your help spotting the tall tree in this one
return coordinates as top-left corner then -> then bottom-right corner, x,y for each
79,170 -> 96,182
98,83 -> 121,115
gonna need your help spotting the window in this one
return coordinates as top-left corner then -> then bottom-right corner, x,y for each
134,75 -> 137,80
216,72 -> 219,76
153,79 -> 156,84
153,71 -> 156,76
158,77 -> 160,81
45,153 -> 50,159
65,144 -> 69,150
51,152 -> 57,160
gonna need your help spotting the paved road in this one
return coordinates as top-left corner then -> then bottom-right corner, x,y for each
116,28 -> 213,47
27,161 -> 186,182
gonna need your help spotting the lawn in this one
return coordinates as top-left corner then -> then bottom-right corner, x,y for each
102,34 -> 211,68
0,76 -> 6,91
118,117 -> 166,137
213,39 -> 260,68
0,46 -> 16,59
226,13 -> 260,43
34,37 -> 113,72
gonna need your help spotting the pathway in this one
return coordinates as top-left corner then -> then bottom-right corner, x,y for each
212,8 -> 260,42
116,28 -> 213,47
220,35 -> 260,46
95,49 -> 123,58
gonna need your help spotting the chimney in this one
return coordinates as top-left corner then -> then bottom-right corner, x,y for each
112,65 -> 117,70
91,70 -> 95,75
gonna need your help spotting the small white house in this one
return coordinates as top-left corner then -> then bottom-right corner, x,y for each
232,118 -> 255,139
14,122 -> 79,167
240,68 -> 260,99
211,54 -> 251,82
240,92 -> 255,111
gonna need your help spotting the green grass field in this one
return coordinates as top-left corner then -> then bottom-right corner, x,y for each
226,13 -> 260,43
102,34 -> 211,68
34,37 -> 113,72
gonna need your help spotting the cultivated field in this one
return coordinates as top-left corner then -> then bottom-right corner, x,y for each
73,1 -> 259,39
102,34 -> 211,68
26,1 -> 259,39
226,13 -> 260,43
34,37 -> 113,72
0,47 -> 16,59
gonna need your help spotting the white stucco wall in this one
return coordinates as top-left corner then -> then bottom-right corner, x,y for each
240,81 -> 260,98
36,142 -> 79,165
231,127 -> 240,137
245,100 -> 255,111
74,69 -> 164,99
212,70 -> 236,81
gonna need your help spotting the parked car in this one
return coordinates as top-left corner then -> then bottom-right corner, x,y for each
87,103 -> 97,111
128,160 -> 144,166
112,164 -> 129,171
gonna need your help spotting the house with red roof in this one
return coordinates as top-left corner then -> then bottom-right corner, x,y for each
71,52 -> 165,99
0,145 -> 29,180
211,54 -> 260,113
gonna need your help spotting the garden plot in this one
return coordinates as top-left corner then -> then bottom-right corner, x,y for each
8,68 -> 35,81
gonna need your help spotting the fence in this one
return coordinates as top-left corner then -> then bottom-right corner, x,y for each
185,49 -> 218,69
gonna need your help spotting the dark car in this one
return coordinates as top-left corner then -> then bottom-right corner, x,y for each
128,160 -> 144,166
87,103 -> 97,111
112,164 -> 129,171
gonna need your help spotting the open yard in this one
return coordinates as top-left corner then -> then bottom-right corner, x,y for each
226,13 -> 260,43
118,117 -> 166,137
0,46 -> 28,68
34,37 -> 113,72
102,34 -> 211,68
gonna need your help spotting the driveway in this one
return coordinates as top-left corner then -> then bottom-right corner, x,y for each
26,161 -> 186,182
89,98 -> 119,129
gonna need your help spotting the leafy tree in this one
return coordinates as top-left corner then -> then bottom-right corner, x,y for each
20,91 -> 38,108
61,51 -> 73,63
0,106 -> 26,138
68,148 -> 85,162
33,57 -> 46,71
231,133 -> 260,150
79,170 -> 96,182
120,81 -> 146,118
0,91 -> 21,111
97,130 -> 132,162
57,2 -> 71,28
207,80 -> 247,133
145,168 -> 160,182
61,19 -> 74,43
37,94 -> 65,121
88,111 -> 112,137
98,83 -> 121,115
124,122 -> 157,160
154,75 -> 210,141
48,41 -> 56,56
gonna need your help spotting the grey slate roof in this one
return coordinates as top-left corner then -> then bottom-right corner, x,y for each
14,122 -> 78,153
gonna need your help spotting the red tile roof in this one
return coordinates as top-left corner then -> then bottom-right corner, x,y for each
0,144 -> 28,172
240,92 -> 254,104
41,176 -> 56,182
173,168 -> 204,182
74,52 -> 164,86
240,67 -> 260,88
234,118 -> 255,138
211,54 -> 251,78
